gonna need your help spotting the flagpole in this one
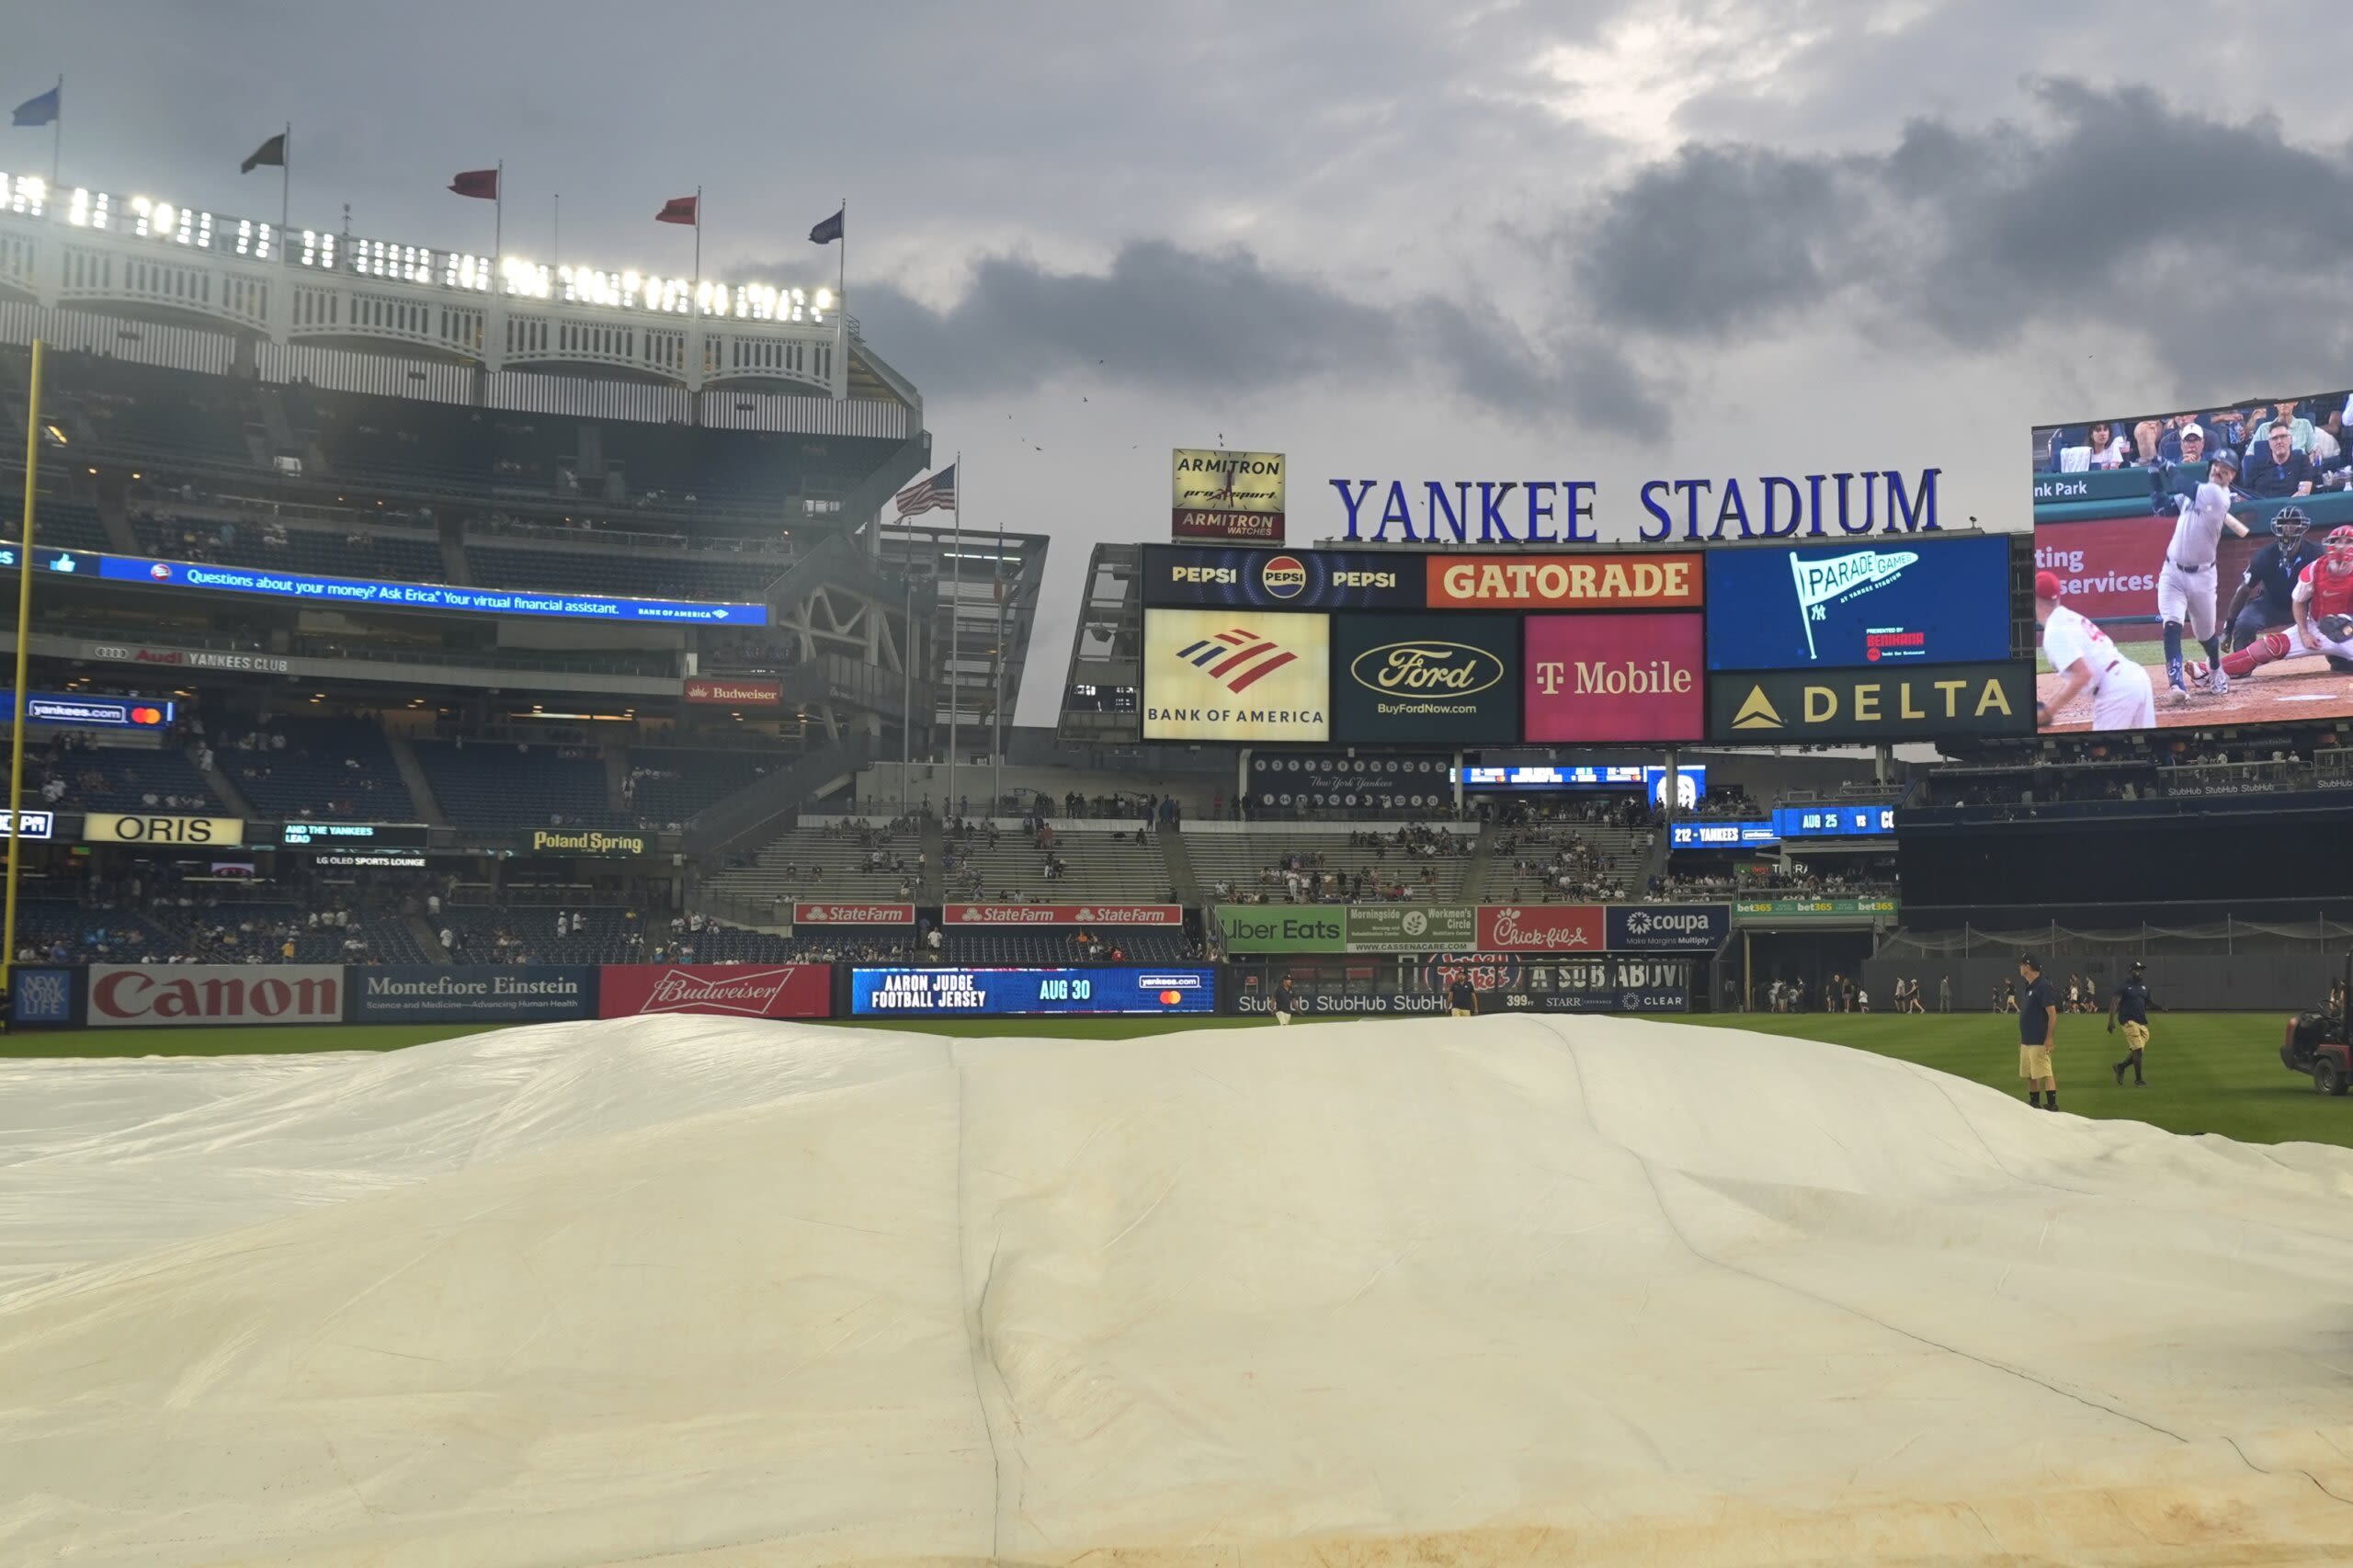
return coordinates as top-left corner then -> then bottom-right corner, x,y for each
993,509 -> 1006,817
49,76 -> 61,188
278,122 -> 290,233
494,159 -> 504,259
552,193 -> 560,266
835,196 -> 847,395
693,185 -> 703,284
948,451 -> 961,822
6,339 -> 45,1006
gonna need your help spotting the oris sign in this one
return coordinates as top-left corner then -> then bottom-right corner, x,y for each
88,964 -> 343,1027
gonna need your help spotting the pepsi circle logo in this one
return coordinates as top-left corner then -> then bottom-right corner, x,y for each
1260,554 -> 1307,599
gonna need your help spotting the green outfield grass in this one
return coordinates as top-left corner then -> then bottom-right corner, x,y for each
5,1011 -> 2342,1149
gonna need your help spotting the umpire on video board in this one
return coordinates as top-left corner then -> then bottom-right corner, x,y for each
2016,954 -> 2059,1110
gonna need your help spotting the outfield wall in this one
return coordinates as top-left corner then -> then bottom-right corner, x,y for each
5,957 -> 1705,1029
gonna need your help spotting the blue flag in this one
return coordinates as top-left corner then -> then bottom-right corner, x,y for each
809,206 -> 844,245
12,85 -> 59,128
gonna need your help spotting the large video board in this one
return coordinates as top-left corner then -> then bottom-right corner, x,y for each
2031,387 -> 2353,733
1135,541 -> 2026,746
1705,537 -> 2012,669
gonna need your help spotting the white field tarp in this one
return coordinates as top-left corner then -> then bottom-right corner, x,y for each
1,1015 -> 2350,1566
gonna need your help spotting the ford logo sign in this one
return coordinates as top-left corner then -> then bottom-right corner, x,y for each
1348,641 -> 1505,696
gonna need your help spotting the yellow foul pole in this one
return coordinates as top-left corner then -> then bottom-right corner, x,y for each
5,338 -> 43,1005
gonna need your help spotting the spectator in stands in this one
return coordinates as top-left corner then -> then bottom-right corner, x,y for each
2081,422 -> 2127,470
2245,423 -> 2314,499
2159,422 -> 2208,468
2251,399 -> 2314,454
2130,420 -> 2165,466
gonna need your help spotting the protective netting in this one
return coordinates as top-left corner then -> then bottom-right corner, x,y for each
1880,918 -> 2353,958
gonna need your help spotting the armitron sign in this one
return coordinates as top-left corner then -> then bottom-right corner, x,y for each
1172,448 -> 1286,542
88,963 -> 342,1027
83,812 -> 244,846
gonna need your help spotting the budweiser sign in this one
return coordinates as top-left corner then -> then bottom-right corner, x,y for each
88,963 -> 344,1027
1476,904 -> 1602,951
684,676 -> 783,706
792,903 -> 915,925
942,903 -> 1184,926
597,963 -> 832,1019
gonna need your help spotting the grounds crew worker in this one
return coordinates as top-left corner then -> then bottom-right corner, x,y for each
2017,954 -> 2059,1110
1272,973 -> 1296,1026
2109,960 -> 2154,1087
1449,973 -> 1477,1018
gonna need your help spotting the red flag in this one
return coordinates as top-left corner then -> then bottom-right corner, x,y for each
655,195 -> 699,225
449,169 -> 499,200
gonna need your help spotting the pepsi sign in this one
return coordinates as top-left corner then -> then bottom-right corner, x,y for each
1142,545 -> 1424,610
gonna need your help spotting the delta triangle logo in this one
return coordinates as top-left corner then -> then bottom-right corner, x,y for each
1732,687 -> 1783,730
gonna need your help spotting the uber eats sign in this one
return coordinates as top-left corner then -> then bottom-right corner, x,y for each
1706,663 -> 2034,744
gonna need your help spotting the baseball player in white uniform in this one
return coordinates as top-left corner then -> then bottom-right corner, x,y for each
2036,569 -> 2156,731
2152,446 -> 2251,703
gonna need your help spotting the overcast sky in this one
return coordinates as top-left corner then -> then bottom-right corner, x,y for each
17,2 -> 2353,721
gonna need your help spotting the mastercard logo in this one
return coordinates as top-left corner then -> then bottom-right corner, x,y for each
1159,990 -> 1183,1006
130,707 -> 164,726
1260,554 -> 1308,598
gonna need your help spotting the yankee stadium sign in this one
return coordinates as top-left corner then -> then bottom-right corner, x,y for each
1327,470 -> 1942,544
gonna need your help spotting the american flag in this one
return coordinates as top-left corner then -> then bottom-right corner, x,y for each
894,463 -> 957,517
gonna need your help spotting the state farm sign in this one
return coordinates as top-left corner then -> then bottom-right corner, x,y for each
684,676 -> 783,706
791,903 -> 915,925
597,963 -> 833,1018
942,903 -> 1185,926
88,963 -> 343,1027
1476,904 -> 1603,951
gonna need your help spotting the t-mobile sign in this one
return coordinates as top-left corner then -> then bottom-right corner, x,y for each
1523,613 -> 1705,742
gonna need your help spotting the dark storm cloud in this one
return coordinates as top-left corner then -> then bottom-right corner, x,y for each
1574,80 -> 2353,384
850,240 -> 1665,432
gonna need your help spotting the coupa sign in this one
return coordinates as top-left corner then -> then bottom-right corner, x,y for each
88,964 -> 343,1027
1605,904 -> 1731,951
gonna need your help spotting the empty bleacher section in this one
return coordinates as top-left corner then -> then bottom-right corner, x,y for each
627,748 -> 779,828
1477,822 -> 1648,903
1187,823 -> 1474,903
25,737 -> 217,813
52,358 -> 257,469
414,740 -> 619,830
437,903 -> 801,965
216,715 -> 417,823
938,820 -> 1177,903
466,544 -> 778,603
701,816 -> 926,918
131,511 -> 446,583
1,488 -> 115,553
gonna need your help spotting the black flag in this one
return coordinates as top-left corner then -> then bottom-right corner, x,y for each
241,133 -> 287,174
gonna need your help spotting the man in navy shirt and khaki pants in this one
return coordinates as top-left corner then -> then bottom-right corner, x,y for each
2017,954 -> 2059,1110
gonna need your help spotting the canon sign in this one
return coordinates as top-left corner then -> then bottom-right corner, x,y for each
88,964 -> 343,1027
1605,904 -> 1731,951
